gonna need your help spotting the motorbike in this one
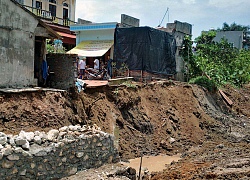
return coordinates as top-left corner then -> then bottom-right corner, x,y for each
85,68 -> 109,80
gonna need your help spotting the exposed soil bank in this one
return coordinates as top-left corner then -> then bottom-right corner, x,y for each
1,81 -> 250,179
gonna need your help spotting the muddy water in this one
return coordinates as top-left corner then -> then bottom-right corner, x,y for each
122,154 -> 181,173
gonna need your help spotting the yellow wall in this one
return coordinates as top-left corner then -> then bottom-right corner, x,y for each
23,0 -> 75,21
24,0 -> 32,6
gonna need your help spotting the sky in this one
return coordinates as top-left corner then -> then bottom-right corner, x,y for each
75,0 -> 250,39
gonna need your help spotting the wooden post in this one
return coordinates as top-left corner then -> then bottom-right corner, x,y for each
138,154 -> 143,180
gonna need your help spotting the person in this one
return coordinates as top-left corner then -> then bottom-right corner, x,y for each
94,58 -> 100,71
42,59 -> 49,86
100,58 -> 104,70
107,55 -> 113,78
78,56 -> 86,79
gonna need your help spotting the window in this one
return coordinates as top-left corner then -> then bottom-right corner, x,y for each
63,3 -> 68,7
36,1 -> 42,9
49,4 -> 57,17
63,8 -> 69,19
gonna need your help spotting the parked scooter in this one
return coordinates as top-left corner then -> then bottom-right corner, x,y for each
85,68 -> 109,80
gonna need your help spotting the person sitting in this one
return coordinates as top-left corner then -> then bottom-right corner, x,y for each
94,58 -> 100,71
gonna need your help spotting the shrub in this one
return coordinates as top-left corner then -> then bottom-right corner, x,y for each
189,76 -> 217,92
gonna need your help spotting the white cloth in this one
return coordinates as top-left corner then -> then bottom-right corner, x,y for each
94,59 -> 99,70
79,59 -> 86,69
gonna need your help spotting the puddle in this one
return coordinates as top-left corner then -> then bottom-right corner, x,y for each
122,154 -> 181,173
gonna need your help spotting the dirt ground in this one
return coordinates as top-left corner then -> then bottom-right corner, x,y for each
0,80 -> 249,179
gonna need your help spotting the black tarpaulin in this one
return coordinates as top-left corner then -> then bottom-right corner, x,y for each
114,26 -> 176,75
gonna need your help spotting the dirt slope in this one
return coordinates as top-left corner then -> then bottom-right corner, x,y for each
0,81 -> 250,179
0,91 -> 84,134
150,83 -> 250,180
0,81 -> 211,159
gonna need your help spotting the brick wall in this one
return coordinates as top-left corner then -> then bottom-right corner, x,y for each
46,54 -> 77,90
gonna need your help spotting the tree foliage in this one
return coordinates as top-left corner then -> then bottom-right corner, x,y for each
218,22 -> 249,32
194,32 -> 238,85
189,76 -> 217,92
46,39 -> 66,53
229,50 -> 250,86
195,31 -> 216,45
182,27 -> 250,88
180,35 -> 201,80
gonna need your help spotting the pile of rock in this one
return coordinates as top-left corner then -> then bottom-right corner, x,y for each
0,124 -> 119,179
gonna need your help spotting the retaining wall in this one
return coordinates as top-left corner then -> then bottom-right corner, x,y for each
0,125 -> 119,179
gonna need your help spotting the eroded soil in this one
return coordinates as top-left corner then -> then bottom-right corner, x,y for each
0,81 -> 249,179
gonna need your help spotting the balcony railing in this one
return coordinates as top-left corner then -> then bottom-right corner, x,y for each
52,17 -> 76,26
23,5 -> 52,19
22,5 -> 76,26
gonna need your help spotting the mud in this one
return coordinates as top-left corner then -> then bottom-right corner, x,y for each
122,154 -> 181,173
0,80 -> 250,179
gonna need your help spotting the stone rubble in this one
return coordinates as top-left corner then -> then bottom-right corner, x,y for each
0,124 -> 119,179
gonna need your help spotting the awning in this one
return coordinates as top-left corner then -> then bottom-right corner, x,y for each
56,31 -> 76,39
67,40 -> 113,57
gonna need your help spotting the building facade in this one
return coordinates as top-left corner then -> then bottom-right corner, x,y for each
213,31 -> 244,50
15,0 -> 76,24
15,0 -> 76,50
0,0 -> 60,88
68,22 -> 118,68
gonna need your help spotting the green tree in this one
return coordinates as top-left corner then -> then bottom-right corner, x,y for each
229,50 -> 250,86
195,30 -> 217,45
218,22 -> 249,32
191,29 -> 250,87
180,35 -> 201,80
195,31 -> 239,85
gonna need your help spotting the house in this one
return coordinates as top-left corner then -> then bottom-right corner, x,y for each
16,0 -> 77,51
67,22 -> 118,68
0,0 -> 60,88
67,14 -> 139,69
213,31 -> 244,50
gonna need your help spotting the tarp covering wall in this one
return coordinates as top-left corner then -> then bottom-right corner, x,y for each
114,26 -> 176,75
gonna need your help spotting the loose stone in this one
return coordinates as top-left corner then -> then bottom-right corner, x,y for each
2,160 -> 15,168
47,129 -> 59,141
7,154 -> 20,161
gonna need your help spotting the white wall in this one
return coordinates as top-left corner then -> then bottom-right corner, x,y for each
0,0 -> 38,87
